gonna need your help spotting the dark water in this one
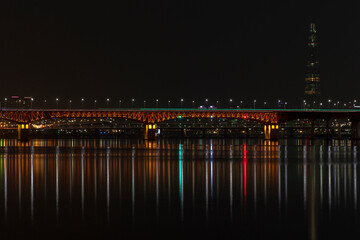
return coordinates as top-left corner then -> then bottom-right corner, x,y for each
0,138 -> 359,239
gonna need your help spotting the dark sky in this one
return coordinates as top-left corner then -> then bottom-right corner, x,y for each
0,0 -> 359,107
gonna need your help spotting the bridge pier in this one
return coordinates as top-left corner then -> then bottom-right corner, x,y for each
325,119 -> 330,139
351,120 -> 360,139
144,124 -> 157,140
18,124 -> 30,141
310,120 -> 314,139
182,129 -> 187,138
337,119 -> 342,139
264,124 -> 279,140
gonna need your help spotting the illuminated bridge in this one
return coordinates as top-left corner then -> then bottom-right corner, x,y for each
1,108 -> 360,140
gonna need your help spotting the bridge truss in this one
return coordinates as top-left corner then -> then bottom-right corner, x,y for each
0,110 -> 279,125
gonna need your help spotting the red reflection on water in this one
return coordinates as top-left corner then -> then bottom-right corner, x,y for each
243,144 -> 247,198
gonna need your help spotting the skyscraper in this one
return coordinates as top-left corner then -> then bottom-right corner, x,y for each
304,23 -> 321,99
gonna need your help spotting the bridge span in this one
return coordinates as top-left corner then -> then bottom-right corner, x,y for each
1,108 -> 360,140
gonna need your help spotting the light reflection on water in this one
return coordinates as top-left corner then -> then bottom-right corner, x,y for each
0,138 -> 359,239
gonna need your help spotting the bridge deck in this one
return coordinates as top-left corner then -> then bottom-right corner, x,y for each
0,108 -> 360,124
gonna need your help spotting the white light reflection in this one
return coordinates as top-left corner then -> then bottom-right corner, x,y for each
354,162 -> 357,210
192,161 -> 195,213
285,145 -> 288,209
230,159 -> 233,223
254,159 -> 257,214
4,145 -> 7,224
320,162 -> 323,208
210,142 -> 213,200
94,148 -> 98,211
328,162 -> 332,213
81,146 -> 84,222
31,145 -> 35,224
69,149 -> 73,211
303,144 -> 307,210
18,150 -> 21,221
168,159 -> 171,212
156,151 -> 160,224
132,147 -> 135,224
278,160 -> 281,209
106,147 -> 110,223
205,155 -> 209,222
344,165 -> 347,205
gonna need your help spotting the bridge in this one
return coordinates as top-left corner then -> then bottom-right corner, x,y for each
1,108 -> 360,140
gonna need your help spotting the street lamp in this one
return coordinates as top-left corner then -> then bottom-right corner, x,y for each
94,100 -> 97,109
44,99 -> 47,109
31,98 -> 34,109
144,100 -> 146,108
56,98 -> 59,109
240,101 -> 243,108
81,98 -> 84,108
4,98 -> 7,108
192,100 -> 195,108
285,102 -> 288,109
118,100 -> 121,108
131,98 -> 135,108
106,98 -> 110,108
69,100 -> 72,109
216,100 -> 219,108
253,99 -> 256,109
229,99 -> 233,108
181,98 -> 184,108
205,99 -> 208,107
168,100 -> 171,108
264,101 -> 267,108
156,99 -> 159,108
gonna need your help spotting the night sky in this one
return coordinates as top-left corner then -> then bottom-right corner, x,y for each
0,1 -> 359,107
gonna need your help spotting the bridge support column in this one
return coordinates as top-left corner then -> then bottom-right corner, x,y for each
264,124 -> 279,140
310,120 -> 314,139
182,129 -> 187,138
351,120 -> 360,139
325,119 -> 330,139
144,124 -> 157,140
337,119 -> 342,139
18,123 -> 30,141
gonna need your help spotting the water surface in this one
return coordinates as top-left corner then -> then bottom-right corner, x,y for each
0,138 -> 359,239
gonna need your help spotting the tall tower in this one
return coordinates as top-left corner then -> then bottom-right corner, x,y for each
304,23 -> 321,100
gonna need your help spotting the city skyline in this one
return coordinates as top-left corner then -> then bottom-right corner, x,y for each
0,1 -> 359,102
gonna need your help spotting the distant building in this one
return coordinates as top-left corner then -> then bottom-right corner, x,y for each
9,96 -> 20,108
22,97 -> 33,108
7,96 -> 33,109
304,23 -> 321,100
